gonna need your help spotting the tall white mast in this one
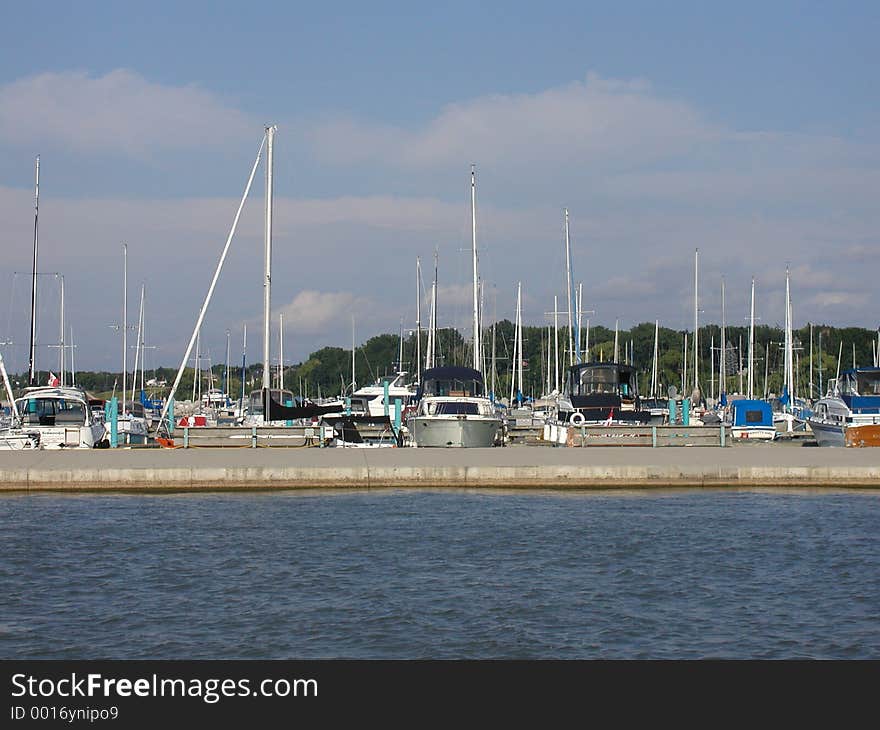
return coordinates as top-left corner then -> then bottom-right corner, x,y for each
416,256 -> 422,382
693,248 -> 699,396
564,208 -> 574,366
351,315 -> 356,392
155,132 -> 266,434
131,284 -> 144,405
262,124 -> 277,391
748,276 -> 755,399
279,312 -> 284,390
28,155 -> 40,386
809,323 -> 814,399
517,282 -> 523,400
122,242 -> 128,412
613,319 -> 619,363
58,275 -> 65,387
720,278 -> 726,399
784,267 -> 794,406
553,295 -> 559,392
470,164 -> 480,373
651,319 -> 659,399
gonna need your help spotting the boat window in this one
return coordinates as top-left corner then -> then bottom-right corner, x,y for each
856,372 -> 880,395
433,402 -> 479,415
745,409 -> 765,424
573,367 -> 619,396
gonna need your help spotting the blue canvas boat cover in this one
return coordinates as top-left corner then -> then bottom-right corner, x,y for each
731,399 -> 773,427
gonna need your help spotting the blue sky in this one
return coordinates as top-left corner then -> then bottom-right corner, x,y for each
1,1 -> 878,372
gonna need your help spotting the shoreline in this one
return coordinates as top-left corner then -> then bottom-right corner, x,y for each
1,446 -> 879,492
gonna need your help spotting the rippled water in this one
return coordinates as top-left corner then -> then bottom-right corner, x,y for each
1,488 -> 878,659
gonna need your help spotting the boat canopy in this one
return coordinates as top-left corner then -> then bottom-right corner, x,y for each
839,367 -> 880,397
731,399 -> 773,428
565,362 -> 638,399
417,367 -> 485,399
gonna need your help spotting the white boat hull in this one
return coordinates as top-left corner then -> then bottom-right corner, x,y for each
731,426 -> 777,441
409,415 -> 501,447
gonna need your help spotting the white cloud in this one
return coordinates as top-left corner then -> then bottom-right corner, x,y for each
0,69 -> 253,157
309,72 -> 712,169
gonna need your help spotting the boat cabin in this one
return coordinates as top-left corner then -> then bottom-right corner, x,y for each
417,367 -> 486,400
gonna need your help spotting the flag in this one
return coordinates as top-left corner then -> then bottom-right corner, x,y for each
604,408 -> 614,426
47,372 -> 59,387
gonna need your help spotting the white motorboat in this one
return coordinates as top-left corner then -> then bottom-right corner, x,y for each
407,366 -> 502,447
15,386 -> 108,448
807,367 -> 880,447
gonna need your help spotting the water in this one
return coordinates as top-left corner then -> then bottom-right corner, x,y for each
1,488 -> 878,659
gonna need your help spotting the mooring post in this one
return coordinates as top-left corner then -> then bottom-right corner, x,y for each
682,398 -> 691,426
168,398 -> 174,436
720,424 -> 726,447
393,397 -> 401,432
251,425 -> 257,448
384,380 -> 390,418
668,398 -> 677,425
345,396 -> 351,416
652,425 -> 658,448
109,397 -> 118,448
183,427 -> 189,448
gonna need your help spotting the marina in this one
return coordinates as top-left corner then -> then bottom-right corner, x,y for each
1,443 -> 879,491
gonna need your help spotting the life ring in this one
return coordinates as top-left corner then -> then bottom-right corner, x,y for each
570,411 -> 586,426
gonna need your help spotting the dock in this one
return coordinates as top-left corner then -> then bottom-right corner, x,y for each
1,444 -> 879,492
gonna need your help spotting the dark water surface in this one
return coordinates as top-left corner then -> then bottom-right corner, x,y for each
1,489 -> 878,659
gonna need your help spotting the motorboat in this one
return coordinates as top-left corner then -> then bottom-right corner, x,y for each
407,366 -> 503,447
555,362 -> 652,425
15,386 -> 108,448
730,399 -> 777,441
807,367 -> 880,447
353,371 -> 417,418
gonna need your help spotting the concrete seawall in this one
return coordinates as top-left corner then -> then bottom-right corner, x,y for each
1,445 -> 879,492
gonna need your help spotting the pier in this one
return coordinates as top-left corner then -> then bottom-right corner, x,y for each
1,444 -> 878,492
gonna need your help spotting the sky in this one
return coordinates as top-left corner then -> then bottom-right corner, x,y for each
1,1 -> 878,373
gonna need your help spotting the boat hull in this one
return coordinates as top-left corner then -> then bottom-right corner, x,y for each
807,419 -> 846,447
845,424 -> 880,448
409,415 -> 501,447
731,426 -> 777,441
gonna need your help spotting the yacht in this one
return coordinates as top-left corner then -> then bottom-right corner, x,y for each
15,386 -> 108,448
407,366 -> 503,447
555,362 -> 652,425
807,367 -> 880,447
353,371 -> 417,417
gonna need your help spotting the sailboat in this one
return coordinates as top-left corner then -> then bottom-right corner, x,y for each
0,346 -> 41,449
407,165 -> 503,447
11,156 -> 106,449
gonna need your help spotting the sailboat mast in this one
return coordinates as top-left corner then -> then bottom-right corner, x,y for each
59,275 -> 65,387
279,312 -> 284,390
470,165 -> 480,373
720,278 -> 726,399
122,243 -> 128,412
131,283 -> 144,405
613,319 -> 619,363
262,125 -> 276,391
517,282 -> 523,399
693,248 -> 699,396
351,316 -> 355,391
564,208 -> 574,366
416,256 -> 422,382
785,267 -> 794,405
748,276 -> 755,399
651,319 -> 659,399
28,155 -> 40,386
553,295 -> 559,392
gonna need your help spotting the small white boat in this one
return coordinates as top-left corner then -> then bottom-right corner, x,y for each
730,399 -> 777,441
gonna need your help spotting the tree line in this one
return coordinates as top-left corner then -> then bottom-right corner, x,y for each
9,322 -> 878,402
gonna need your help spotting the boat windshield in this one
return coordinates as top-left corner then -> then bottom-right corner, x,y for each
422,377 -> 484,398
17,397 -> 85,426
430,401 -> 479,415
571,367 -> 623,396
